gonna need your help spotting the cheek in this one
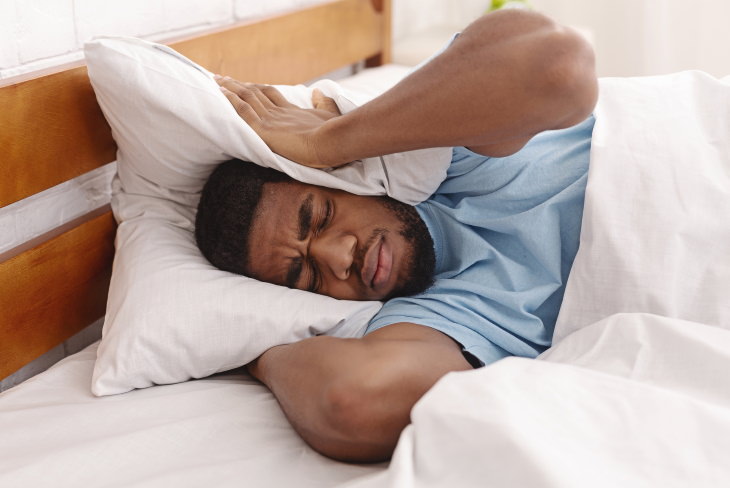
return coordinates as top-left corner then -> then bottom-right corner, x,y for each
340,198 -> 391,226
248,245 -> 290,286
321,276 -> 365,301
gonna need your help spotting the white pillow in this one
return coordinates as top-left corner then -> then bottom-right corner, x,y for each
85,37 -> 450,396
554,72 -> 730,344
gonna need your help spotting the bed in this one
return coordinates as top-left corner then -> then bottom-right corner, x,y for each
2,1 -> 730,486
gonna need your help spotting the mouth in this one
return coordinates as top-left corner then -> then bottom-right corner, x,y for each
361,234 -> 393,292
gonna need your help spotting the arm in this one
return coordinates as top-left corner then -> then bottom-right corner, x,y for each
320,9 -> 597,164
248,322 -> 472,462
219,9 -> 597,167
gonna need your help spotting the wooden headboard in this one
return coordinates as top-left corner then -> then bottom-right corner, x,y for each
0,0 -> 392,381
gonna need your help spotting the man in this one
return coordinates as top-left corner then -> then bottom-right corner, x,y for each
196,9 -> 597,462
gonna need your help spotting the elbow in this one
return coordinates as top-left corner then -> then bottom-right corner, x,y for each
465,9 -> 598,129
314,375 -> 402,463
540,25 -> 599,127
307,355 -> 425,463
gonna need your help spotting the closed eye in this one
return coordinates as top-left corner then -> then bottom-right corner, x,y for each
285,257 -> 303,289
304,200 -> 332,291
315,199 -> 333,234
305,260 -> 321,293
288,197 -> 332,292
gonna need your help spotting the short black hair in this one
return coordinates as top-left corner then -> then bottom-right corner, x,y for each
195,159 -> 292,274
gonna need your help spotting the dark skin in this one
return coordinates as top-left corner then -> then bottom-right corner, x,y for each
217,10 -> 598,462
247,181 -> 427,301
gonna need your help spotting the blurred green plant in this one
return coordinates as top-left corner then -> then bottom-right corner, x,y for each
488,0 -> 532,11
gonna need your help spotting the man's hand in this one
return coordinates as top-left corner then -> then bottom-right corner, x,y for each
216,76 -> 343,168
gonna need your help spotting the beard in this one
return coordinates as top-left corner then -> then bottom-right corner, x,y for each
379,197 -> 436,300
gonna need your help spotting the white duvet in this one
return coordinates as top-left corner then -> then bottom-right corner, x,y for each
346,314 -> 730,488
345,71 -> 730,488
2,71 -> 729,487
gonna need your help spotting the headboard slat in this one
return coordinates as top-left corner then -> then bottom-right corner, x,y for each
171,0 -> 388,84
0,67 -> 117,209
0,210 -> 116,380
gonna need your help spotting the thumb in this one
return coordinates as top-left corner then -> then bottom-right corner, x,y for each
312,89 -> 341,115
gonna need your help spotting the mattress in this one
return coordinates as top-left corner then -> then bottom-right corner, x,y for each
0,343 -> 384,487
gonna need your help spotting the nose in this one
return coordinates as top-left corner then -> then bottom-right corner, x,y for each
310,232 -> 357,281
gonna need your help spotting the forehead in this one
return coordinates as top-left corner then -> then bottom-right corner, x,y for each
254,181 -> 308,222
246,181 -> 320,280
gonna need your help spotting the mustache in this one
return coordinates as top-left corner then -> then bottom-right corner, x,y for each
354,228 -> 388,282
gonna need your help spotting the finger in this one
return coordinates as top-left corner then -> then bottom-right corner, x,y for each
216,77 -> 295,110
220,86 -> 260,126
255,84 -> 297,109
215,75 -> 242,86
215,77 -> 273,108
217,76 -> 259,96
219,79 -> 270,117
312,89 -> 341,115
245,84 -> 277,110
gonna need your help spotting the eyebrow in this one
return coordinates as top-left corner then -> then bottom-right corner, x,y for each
297,194 -> 314,241
285,194 -> 314,288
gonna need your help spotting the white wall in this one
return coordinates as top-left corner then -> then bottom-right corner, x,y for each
4,1 -> 728,92
531,0 -> 730,77
392,0 -> 485,42
390,0 -> 486,65
0,0 -> 327,79
392,0 -> 730,78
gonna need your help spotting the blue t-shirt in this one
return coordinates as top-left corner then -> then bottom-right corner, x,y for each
366,116 -> 595,366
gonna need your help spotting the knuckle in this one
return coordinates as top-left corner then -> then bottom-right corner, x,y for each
237,86 -> 254,98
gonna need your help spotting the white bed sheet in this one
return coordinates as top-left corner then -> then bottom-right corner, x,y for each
0,343 -> 384,487
344,314 -> 730,488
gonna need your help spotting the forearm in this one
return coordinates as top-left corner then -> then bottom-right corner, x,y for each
249,337 -> 350,444
249,336 -> 405,461
248,323 -> 472,462
316,9 -> 597,165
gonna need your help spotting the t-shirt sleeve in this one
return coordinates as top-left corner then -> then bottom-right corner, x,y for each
366,289 -> 514,367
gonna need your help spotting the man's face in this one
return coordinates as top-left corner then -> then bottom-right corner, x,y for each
245,181 -> 435,301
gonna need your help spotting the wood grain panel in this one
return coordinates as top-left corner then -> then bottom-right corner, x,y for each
0,66 -> 117,208
170,0 -> 387,84
0,211 -> 116,380
366,0 -> 392,67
